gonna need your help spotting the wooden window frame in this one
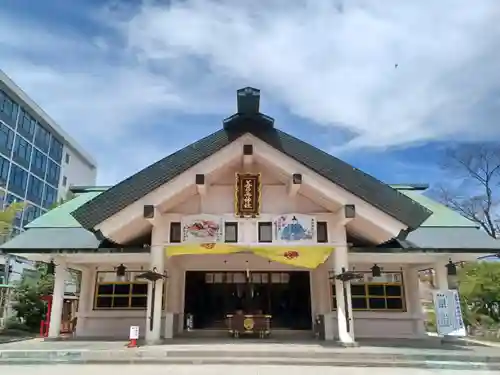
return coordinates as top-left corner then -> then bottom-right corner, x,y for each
224,222 -> 238,243
317,221 -> 328,243
203,271 -> 289,284
258,222 -> 273,243
93,271 -> 166,310
169,222 -> 181,243
329,271 -> 406,312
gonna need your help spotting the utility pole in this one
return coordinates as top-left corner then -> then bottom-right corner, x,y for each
0,253 -> 13,328
0,254 -> 7,328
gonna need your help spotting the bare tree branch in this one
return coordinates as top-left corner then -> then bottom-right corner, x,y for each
434,144 -> 500,239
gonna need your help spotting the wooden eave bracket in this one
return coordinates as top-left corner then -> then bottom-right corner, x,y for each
335,204 -> 356,226
143,204 -> 158,225
287,173 -> 302,197
196,174 -> 207,195
243,144 -> 254,166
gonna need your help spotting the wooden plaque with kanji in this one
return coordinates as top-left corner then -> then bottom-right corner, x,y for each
235,173 -> 261,217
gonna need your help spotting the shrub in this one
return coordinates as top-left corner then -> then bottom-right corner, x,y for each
3,316 -> 31,333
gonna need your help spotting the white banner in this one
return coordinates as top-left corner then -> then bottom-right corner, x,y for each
181,215 -> 224,243
129,326 -> 139,340
433,290 -> 467,337
272,214 -> 316,243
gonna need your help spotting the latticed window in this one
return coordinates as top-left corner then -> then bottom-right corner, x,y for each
330,271 -> 405,311
93,271 -> 165,310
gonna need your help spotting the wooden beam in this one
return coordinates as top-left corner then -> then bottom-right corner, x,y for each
243,144 -> 253,166
196,174 -> 207,195
143,204 -> 157,225
287,173 -> 302,197
334,204 -> 356,226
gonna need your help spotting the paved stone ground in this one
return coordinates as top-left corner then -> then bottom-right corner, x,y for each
1,364 -> 498,375
1,336 -> 498,356
0,336 -> 34,344
1,337 -> 499,369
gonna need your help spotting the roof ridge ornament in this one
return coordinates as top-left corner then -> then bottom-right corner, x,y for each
238,87 -> 260,114
223,87 -> 274,131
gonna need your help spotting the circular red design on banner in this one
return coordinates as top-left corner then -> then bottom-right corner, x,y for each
201,243 -> 216,249
284,250 -> 299,260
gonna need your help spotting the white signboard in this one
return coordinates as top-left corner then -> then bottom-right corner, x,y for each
273,214 -> 316,243
433,290 -> 467,337
129,325 -> 140,340
181,215 -> 224,243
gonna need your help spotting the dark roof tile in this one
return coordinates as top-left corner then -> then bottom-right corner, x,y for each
72,130 -> 244,228
72,127 -> 431,230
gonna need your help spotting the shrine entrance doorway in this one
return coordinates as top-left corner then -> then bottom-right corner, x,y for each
184,270 -> 312,330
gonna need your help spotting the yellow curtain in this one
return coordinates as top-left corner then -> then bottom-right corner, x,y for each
165,244 -> 334,269
247,246 -> 333,269
166,243 -> 243,256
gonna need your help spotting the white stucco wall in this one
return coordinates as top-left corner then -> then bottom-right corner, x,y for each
313,263 -> 426,339
73,162 -> 425,339
75,258 -> 424,339
58,145 -> 97,200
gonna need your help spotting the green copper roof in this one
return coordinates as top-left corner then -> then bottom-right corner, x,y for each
396,189 -> 478,228
23,183 -> 476,231
1,182 -> 494,252
26,190 -> 105,229
1,227 -> 102,250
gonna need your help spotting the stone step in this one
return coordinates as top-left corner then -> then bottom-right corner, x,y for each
1,348 -> 500,364
1,355 -> 499,370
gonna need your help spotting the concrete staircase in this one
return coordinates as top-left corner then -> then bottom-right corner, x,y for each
179,328 -> 314,340
1,341 -> 500,370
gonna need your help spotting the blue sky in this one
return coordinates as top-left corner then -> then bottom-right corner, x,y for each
1,0 -> 499,186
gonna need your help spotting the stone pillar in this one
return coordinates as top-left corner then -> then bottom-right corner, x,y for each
47,259 -> 67,338
165,265 -> 183,338
145,244 -> 165,344
434,259 -> 449,290
334,245 -> 355,344
406,267 -> 427,337
177,268 -> 186,335
75,267 -> 92,337
311,264 -> 331,318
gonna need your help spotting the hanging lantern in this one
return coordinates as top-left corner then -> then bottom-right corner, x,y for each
446,260 -> 457,276
371,264 -> 381,277
46,261 -> 55,275
116,264 -> 127,278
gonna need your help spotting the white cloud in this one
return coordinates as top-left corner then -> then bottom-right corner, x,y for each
118,0 -> 500,150
1,0 -> 499,185
0,10 -> 187,184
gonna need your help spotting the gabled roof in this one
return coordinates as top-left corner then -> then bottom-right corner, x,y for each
0,227 -> 102,251
0,188 -> 109,252
400,227 -> 500,250
1,183 -> 497,252
71,88 -> 431,231
396,188 -> 478,228
386,186 -> 500,250
72,127 -> 432,230
27,189 -> 105,228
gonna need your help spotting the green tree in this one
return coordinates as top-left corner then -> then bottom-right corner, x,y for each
0,201 -> 26,242
458,262 -> 500,327
49,191 -> 75,210
11,263 -> 54,331
3,195 -> 77,330
0,202 -> 26,324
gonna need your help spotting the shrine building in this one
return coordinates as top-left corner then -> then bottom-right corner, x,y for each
2,87 -> 499,345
